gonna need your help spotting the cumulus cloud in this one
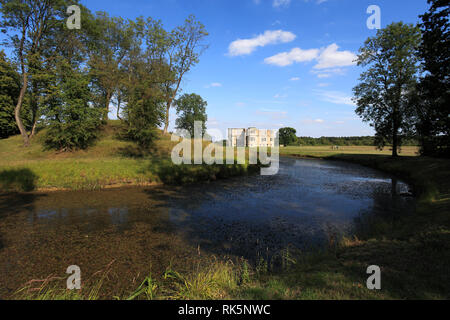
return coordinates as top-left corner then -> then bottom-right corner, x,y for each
314,43 -> 357,69
264,47 -> 319,66
265,43 -> 357,70
228,30 -> 296,56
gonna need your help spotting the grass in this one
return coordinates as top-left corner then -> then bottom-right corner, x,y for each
281,145 -> 420,158
0,121 -> 259,192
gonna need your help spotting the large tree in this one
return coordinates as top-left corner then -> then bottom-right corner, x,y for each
87,12 -> 135,121
416,0 -> 450,156
148,15 -> 208,134
353,22 -> 422,157
122,43 -> 165,149
175,93 -> 207,137
0,0 -> 72,146
279,127 -> 297,146
0,50 -> 23,138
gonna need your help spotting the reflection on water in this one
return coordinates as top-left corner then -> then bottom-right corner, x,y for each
0,157 -> 415,298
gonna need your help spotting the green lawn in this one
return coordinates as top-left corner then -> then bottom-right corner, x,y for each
281,145 -> 419,158
0,121 -> 258,191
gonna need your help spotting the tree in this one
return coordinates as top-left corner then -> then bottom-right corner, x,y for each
122,48 -> 165,149
175,93 -> 207,137
353,22 -> 421,157
0,50 -> 20,138
279,127 -> 297,146
87,12 -> 135,121
44,62 -> 102,151
0,0 -> 73,146
417,0 -> 450,156
151,15 -> 208,134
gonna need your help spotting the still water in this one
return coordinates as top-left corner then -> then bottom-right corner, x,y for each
0,157 -> 414,297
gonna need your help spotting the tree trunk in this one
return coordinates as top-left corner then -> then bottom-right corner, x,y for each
392,121 -> 399,158
116,95 -> 122,120
15,73 -> 30,147
30,120 -> 37,138
29,84 -> 38,139
163,101 -> 171,134
105,91 -> 112,121
392,100 -> 401,157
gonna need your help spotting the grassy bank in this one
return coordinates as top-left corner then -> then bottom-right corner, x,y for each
278,146 -> 450,299
0,121 -> 259,192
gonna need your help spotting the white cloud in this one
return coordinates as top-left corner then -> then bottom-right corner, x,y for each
314,43 -> 357,69
311,67 -> 347,78
205,82 -> 223,88
290,77 -> 300,81
264,47 -> 319,66
265,43 -> 356,70
316,90 -> 355,106
274,93 -> 288,99
273,0 -> 291,8
228,30 -> 296,56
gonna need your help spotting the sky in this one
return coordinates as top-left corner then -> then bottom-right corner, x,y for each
13,0 -> 434,138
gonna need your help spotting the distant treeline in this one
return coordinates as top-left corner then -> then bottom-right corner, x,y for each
292,136 -> 419,147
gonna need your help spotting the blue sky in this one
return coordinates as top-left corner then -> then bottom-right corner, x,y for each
19,1 -> 435,137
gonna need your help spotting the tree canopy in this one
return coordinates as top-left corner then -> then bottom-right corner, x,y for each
353,22 -> 421,157
279,127 -> 298,146
175,93 -> 208,138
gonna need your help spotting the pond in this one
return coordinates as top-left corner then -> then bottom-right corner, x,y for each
0,157 -> 415,298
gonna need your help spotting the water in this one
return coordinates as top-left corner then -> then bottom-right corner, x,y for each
0,157 -> 414,297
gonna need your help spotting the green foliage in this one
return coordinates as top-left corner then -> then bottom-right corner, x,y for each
175,93 -> 208,137
44,61 -> 102,151
122,61 -> 165,149
353,22 -> 422,157
0,50 -> 20,138
278,127 -> 297,146
416,0 -> 450,157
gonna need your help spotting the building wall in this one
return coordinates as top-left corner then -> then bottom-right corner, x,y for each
228,128 -> 276,147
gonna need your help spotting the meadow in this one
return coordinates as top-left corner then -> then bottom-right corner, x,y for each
0,121 -> 259,192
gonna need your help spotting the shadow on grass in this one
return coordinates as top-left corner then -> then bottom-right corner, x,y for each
151,160 -> 261,185
116,145 -> 147,158
0,168 -> 38,192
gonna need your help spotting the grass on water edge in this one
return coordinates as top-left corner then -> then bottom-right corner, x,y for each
0,121 -> 260,192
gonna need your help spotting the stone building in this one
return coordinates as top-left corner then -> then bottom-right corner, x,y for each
228,127 -> 276,147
